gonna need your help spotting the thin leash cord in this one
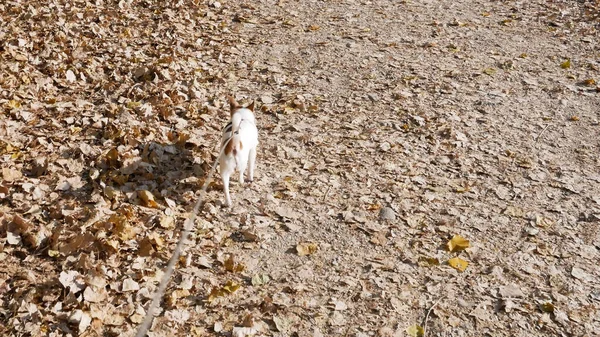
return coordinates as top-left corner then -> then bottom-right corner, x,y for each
135,136 -> 233,337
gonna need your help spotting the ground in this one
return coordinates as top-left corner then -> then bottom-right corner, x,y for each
1,0 -> 599,336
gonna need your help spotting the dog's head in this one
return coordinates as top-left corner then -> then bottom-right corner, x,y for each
228,96 -> 254,117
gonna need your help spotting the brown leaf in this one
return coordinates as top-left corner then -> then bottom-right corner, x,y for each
138,190 -> 159,208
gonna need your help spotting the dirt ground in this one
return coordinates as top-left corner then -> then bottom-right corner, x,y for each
1,0 -> 599,336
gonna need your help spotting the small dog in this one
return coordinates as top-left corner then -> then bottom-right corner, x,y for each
219,96 -> 259,207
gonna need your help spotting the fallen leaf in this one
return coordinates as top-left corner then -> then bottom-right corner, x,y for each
483,67 -> 497,75
578,78 -> 595,86
499,284 -> 524,298
540,302 -> 555,313
138,190 -> 159,208
251,274 -> 270,286
560,59 -> 571,69
447,235 -> 470,252
2,167 -> 23,182
448,257 -> 469,272
418,257 -> 440,266
273,316 -> 289,332
59,270 -> 86,293
224,255 -> 246,273
232,327 -> 259,337
68,310 -> 91,332
406,324 -> 424,337
122,278 -> 140,292
66,69 -> 77,82
208,280 -> 241,302
159,215 -> 174,228
296,242 -> 318,256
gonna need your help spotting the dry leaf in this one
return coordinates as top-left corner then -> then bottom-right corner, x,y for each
224,255 -> 246,273
483,67 -> 496,75
122,278 -> 140,292
448,257 -> 469,272
406,324 -> 424,337
66,70 -> 77,83
540,302 -> 555,313
447,235 -> 470,252
208,280 -> 241,302
296,242 -> 318,256
251,274 -> 270,286
2,167 -> 23,182
418,257 -> 440,266
138,190 -> 159,208
560,59 -> 571,69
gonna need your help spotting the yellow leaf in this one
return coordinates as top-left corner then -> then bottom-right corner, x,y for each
223,280 -> 240,293
519,53 -> 528,58
48,250 -> 60,257
448,257 -> 469,272
560,59 -> 571,69
569,115 -> 579,121
138,190 -> 158,208
6,100 -> 21,109
127,101 -> 141,109
296,242 -> 318,256
483,67 -> 496,75
307,24 -> 320,31
207,280 -> 241,303
406,324 -> 424,337
366,203 -> 382,211
418,257 -> 440,266
447,235 -> 470,252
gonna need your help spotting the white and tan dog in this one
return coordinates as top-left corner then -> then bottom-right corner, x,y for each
219,96 -> 258,207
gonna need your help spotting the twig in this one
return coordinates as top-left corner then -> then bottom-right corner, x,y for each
135,137 -> 232,337
322,186 -> 331,202
534,123 -> 551,143
423,297 -> 444,337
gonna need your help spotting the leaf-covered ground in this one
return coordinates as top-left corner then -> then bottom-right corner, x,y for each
1,0 -> 599,336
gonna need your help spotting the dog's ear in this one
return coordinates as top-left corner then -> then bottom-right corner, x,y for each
228,96 -> 240,115
246,100 -> 255,112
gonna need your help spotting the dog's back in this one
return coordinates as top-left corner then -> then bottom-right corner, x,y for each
219,98 -> 259,206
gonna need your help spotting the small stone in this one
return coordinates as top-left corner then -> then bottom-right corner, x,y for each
378,207 -> 396,221
367,93 -> 379,102
212,1 -> 221,8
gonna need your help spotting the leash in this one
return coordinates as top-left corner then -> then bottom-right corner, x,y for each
135,135 -> 234,337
